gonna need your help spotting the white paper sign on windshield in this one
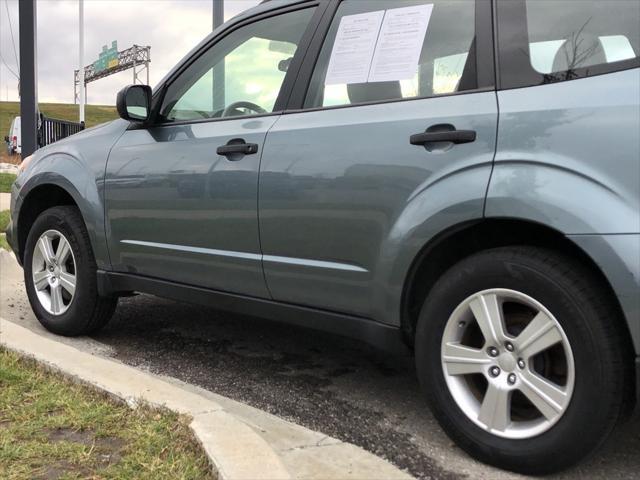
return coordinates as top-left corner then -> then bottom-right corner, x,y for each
369,4 -> 434,82
324,10 -> 385,85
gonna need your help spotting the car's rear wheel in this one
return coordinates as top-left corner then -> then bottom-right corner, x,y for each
24,206 -> 117,336
415,246 -> 630,475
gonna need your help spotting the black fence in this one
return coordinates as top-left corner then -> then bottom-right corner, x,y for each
38,114 -> 85,148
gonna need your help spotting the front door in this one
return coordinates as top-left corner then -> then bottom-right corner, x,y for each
258,0 -> 497,319
105,6 -> 318,297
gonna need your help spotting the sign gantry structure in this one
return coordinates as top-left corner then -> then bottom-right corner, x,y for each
74,41 -> 151,104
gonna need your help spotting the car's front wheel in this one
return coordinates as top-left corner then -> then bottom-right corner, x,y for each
415,247 -> 630,475
24,206 -> 117,336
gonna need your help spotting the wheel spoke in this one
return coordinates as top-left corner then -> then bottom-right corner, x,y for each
442,342 -> 491,376
469,293 -> 506,346
33,270 -> 50,290
37,236 -> 55,264
50,284 -> 64,314
516,311 -> 563,359
59,272 -> 76,296
519,370 -> 567,420
478,384 -> 511,432
55,236 -> 71,264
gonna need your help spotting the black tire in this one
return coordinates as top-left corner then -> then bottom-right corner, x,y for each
415,246 -> 630,475
24,206 -> 117,336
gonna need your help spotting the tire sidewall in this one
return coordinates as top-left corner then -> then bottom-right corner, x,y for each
24,207 -> 96,336
415,249 -> 614,472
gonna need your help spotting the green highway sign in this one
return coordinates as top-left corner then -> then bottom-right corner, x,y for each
93,40 -> 119,73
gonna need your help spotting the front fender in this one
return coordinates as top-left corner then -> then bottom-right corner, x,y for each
12,119 -> 128,269
15,157 -> 109,269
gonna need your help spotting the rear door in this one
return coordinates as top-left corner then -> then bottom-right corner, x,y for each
105,4 -> 321,297
258,0 -> 498,320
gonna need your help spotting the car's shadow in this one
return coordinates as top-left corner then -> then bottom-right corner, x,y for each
95,294 -> 640,480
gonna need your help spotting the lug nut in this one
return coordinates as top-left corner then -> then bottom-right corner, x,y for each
487,347 -> 499,357
508,373 -> 517,385
489,366 -> 501,378
505,342 -> 515,352
517,359 -> 526,369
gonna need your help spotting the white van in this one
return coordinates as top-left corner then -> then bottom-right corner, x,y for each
5,116 -> 21,155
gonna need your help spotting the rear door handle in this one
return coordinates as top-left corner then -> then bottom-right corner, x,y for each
217,139 -> 259,157
410,129 -> 476,146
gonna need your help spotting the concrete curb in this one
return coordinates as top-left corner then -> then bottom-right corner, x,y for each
0,318 -> 413,480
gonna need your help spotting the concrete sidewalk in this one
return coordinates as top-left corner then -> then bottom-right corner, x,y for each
1,249 -> 414,479
0,192 -> 10,211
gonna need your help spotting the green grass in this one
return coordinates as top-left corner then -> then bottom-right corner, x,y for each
0,349 -> 216,479
0,173 -> 16,193
0,186 -> 13,251
0,210 -> 9,231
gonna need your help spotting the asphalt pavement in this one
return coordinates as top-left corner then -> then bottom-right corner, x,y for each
1,251 -> 639,480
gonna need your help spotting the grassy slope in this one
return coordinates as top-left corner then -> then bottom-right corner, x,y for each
0,101 -> 118,164
0,349 -> 216,479
0,101 -> 118,135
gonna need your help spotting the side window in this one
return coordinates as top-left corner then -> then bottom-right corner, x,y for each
159,8 -> 316,122
498,0 -> 640,88
304,0 -> 476,109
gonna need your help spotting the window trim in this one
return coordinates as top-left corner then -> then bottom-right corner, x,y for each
495,0 -> 640,91
145,0 -> 329,128
285,0 -> 495,113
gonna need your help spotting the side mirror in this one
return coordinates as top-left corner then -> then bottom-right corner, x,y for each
116,84 -> 152,123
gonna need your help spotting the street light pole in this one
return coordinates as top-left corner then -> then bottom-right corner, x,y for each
78,0 -> 85,123
213,0 -> 224,29
212,0 -> 224,112
18,0 -> 38,158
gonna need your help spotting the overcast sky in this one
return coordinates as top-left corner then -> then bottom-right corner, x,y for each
0,0 -> 261,105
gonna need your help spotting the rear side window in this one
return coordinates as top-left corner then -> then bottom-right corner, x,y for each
304,0 -> 477,109
497,0 -> 640,89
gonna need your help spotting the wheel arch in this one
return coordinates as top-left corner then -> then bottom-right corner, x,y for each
401,218 -> 635,358
15,180 -> 97,266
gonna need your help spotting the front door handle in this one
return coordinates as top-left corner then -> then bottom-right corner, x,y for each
217,138 -> 259,158
410,128 -> 476,146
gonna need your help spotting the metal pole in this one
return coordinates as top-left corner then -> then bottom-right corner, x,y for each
132,45 -> 137,84
213,0 -> 223,29
18,0 -> 38,157
78,0 -> 85,123
212,0 -> 224,112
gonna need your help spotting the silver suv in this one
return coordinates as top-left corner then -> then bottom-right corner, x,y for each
6,0 -> 639,474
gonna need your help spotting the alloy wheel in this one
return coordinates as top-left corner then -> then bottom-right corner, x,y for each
31,229 -> 77,316
441,288 -> 575,439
